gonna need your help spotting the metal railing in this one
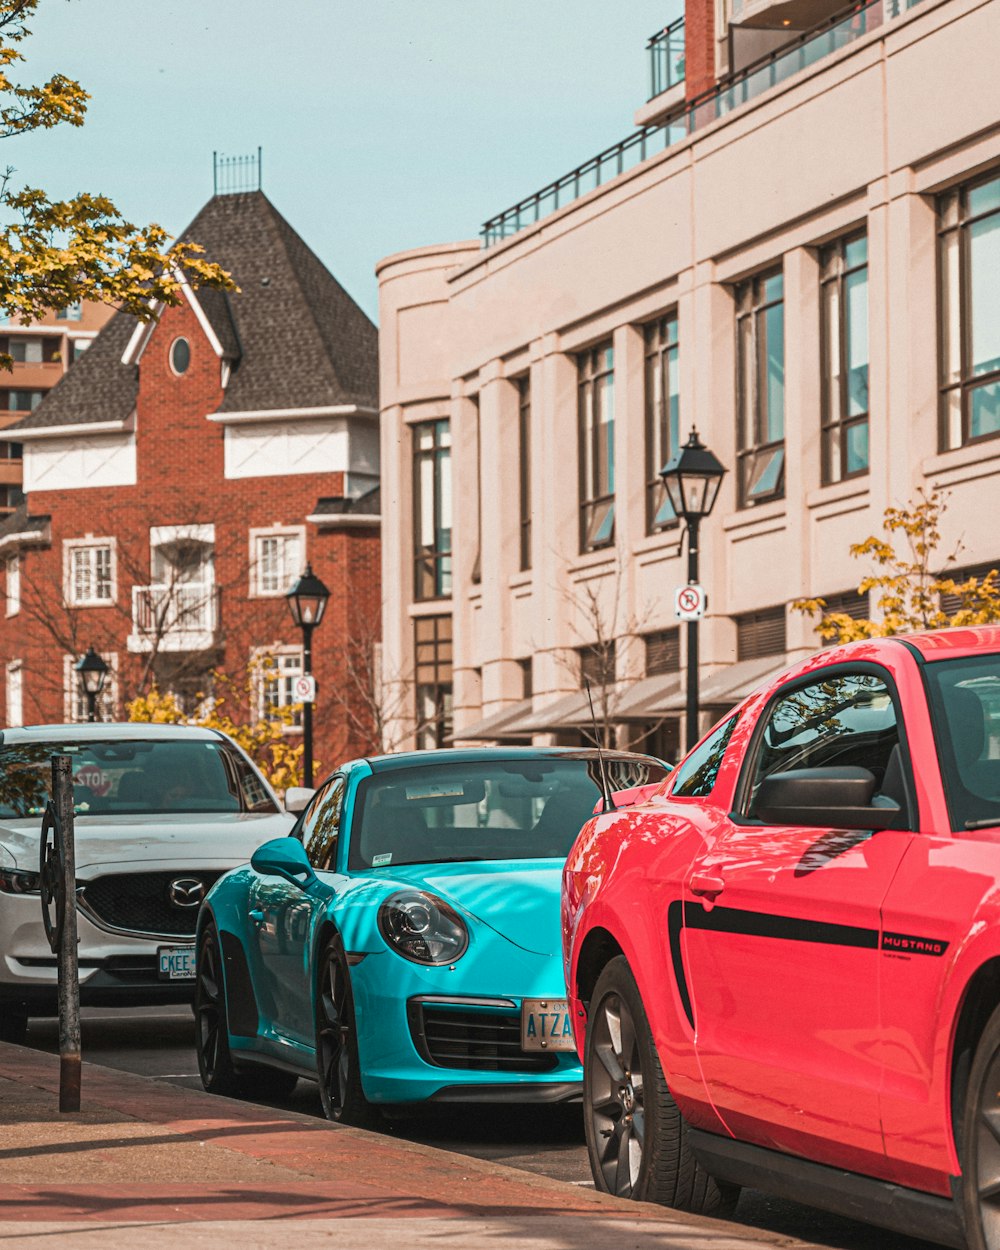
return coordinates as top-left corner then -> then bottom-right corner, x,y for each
647,17 -> 685,100
131,583 -> 219,643
482,0 -> 922,248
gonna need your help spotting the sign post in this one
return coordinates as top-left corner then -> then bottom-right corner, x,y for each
40,755 -> 81,1112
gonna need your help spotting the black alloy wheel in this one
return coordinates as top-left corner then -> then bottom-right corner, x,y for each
195,923 -> 242,1096
316,934 -> 379,1128
583,955 -> 738,1214
962,1002 -> 1000,1249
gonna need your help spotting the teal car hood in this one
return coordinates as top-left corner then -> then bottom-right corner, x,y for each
381,860 -> 564,958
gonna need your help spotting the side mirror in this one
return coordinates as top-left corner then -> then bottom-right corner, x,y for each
753,766 -> 900,830
284,786 -> 315,814
251,837 -> 316,889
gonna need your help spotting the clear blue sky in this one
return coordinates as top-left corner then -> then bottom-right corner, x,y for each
12,0 -> 680,322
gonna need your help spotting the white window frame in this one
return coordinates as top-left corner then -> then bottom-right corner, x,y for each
62,652 -> 119,724
253,645 -> 304,732
64,537 -> 117,607
249,525 -> 305,598
6,555 -> 19,617
6,660 -> 22,727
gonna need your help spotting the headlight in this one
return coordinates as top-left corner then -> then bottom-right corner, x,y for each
377,890 -> 468,965
0,868 -> 40,895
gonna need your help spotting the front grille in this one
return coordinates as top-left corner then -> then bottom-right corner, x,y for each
409,1003 -> 558,1073
79,871 -> 223,937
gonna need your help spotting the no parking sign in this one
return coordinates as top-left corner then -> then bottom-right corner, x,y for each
293,674 -> 316,703
674,583 -> 706,621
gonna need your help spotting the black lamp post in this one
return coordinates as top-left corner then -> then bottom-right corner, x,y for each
659,427 -> 727,752
74,647 -> 109,723
285,564 -> 330,788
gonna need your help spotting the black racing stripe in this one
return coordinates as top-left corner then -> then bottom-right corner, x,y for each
667,900 -> 694,1028
683,901 -> 879,950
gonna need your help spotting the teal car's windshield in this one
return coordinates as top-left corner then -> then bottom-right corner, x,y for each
924,652 -> 1000,831
348,756 -> 669,870
0,739 -> 278,818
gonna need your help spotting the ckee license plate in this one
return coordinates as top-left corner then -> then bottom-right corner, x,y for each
158,945 -> 196,980
520,998 -> 576,1052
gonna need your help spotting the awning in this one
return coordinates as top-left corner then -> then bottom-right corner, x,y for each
611,674 -> 683,721
451,699 -> 534,742
697,654 -> 792,708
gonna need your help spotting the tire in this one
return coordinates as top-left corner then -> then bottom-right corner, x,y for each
583,955 -> 738,1215
315,933 -> 380,1129
0,1008 -> 28,1045
194,922 -> 244,1096
961,1002 -> 1000,1249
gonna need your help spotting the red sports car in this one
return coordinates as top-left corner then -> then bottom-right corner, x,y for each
563,626 -> 1000,1250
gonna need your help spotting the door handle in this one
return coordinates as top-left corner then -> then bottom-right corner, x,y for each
690,874 -> 725,898
249,908 -> 265,927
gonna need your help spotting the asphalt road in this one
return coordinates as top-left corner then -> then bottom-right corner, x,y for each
22,1005 -> 947,1250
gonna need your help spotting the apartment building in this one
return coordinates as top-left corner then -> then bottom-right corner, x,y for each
377,0 -> 999,758
0,302 -> 114,513
0,184 -> 381,767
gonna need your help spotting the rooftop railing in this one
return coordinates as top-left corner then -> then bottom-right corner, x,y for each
647,17 -> 685,100
481,0 -> 922,249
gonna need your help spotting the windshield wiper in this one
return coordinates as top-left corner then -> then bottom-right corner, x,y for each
965,818 -> 1000,830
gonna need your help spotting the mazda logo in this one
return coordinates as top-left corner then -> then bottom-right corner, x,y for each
167,877 -> 205,909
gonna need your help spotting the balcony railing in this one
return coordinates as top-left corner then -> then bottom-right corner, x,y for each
647,17 -> 685,100
482,0 -> 922,249
128,582 -> 219,653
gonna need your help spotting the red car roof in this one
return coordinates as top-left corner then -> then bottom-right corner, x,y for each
897,625 -> 1000,661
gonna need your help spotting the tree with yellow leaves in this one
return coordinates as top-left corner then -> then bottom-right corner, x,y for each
0,0 -> 231,364
795,487 -> 1000,643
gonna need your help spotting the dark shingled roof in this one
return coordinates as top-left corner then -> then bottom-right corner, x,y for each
0,503 -> 50,544
10,191 -> 378,433
310,486 -> 381,518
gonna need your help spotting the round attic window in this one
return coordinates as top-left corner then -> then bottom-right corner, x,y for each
170,337 -> 191,375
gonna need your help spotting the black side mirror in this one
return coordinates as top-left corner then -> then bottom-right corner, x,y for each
753,766 -> 901,830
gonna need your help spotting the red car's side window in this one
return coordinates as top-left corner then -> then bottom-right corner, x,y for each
670,714 -> 739,798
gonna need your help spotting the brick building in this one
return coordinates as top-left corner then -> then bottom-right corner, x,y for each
0,301 -> 114,514
0,188 -> 381,768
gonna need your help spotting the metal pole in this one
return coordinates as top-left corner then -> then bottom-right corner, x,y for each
302,622 -> 314,789
685,516 -> 701,753
52,755 -> 80,1112
86,691 -> 96,723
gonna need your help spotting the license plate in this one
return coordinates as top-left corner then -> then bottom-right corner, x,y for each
520,998 -> 576,1052
158,945 -> 196,980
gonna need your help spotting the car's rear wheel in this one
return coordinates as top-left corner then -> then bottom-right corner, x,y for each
316,934 -> 380,1128
0,1007 -> 27,1045
195,923 -> 243,1096
961,1002 -> 1000,1249
583,955 -> 738,1215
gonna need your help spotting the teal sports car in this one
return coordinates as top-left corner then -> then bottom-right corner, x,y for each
194,747 -> 669,1124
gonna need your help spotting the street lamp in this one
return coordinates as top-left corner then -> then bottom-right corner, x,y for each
659,427 -> 727,752
285,564 -> 330,788
74,647 -> 109,724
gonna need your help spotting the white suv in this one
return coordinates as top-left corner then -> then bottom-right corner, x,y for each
0,722 -> 294,1042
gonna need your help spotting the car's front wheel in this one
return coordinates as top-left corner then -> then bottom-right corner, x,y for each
583,955 -> 738,1214
315,933 -> 380,1128
961,1002 -> 1000,1249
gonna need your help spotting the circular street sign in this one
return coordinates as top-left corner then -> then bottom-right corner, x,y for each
674,584 -> 706,621
293,674 -> 317,703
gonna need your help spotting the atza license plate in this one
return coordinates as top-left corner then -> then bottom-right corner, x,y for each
520,998 -> 576,1052
157,945 -> 196,980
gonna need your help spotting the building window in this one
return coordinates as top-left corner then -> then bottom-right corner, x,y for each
518,657 -> 533,699
413,419 -> 452,600
735,605 -> 787,661
821,234 -> 869,482
415,615 -> 453,748
578,342 -> 615,551
10,338 -> 43,364
251,528 -> 303,597
939,562 -> 1000,616
817,589 -> 870,641
579,641 -> 616,690
939,172 -> 1000,449
170,337 -> 191,376
72,339 -> 90,362
518,376 -> 532,571
471,397 -> 482,585
0,441 -> 23,459
257,648 -> 304,729
5,556 -> 18,617
56,302 -> 83,322
645,627 -> 680,675
63,652 -> 117,723
736,270 -> 785,507
645,314 -> 681,531
65,540 -> 115,606
4,390 -> 42,412
6,660 -> 22,727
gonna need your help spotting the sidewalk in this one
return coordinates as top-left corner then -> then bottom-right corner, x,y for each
0,1041 -> 826,1249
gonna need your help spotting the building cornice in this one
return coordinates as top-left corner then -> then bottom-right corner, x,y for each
13,413 -> 136,441
306,512 -> 381,529
206,404 -> 378,426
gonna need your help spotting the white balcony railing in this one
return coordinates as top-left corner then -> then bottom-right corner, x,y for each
128,582 -> 219,653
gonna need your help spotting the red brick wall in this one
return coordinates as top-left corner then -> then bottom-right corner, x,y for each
685,0 -> 718,101
0,297 -> 382,779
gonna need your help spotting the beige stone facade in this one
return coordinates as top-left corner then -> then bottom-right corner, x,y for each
377,0 -> 1000,759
